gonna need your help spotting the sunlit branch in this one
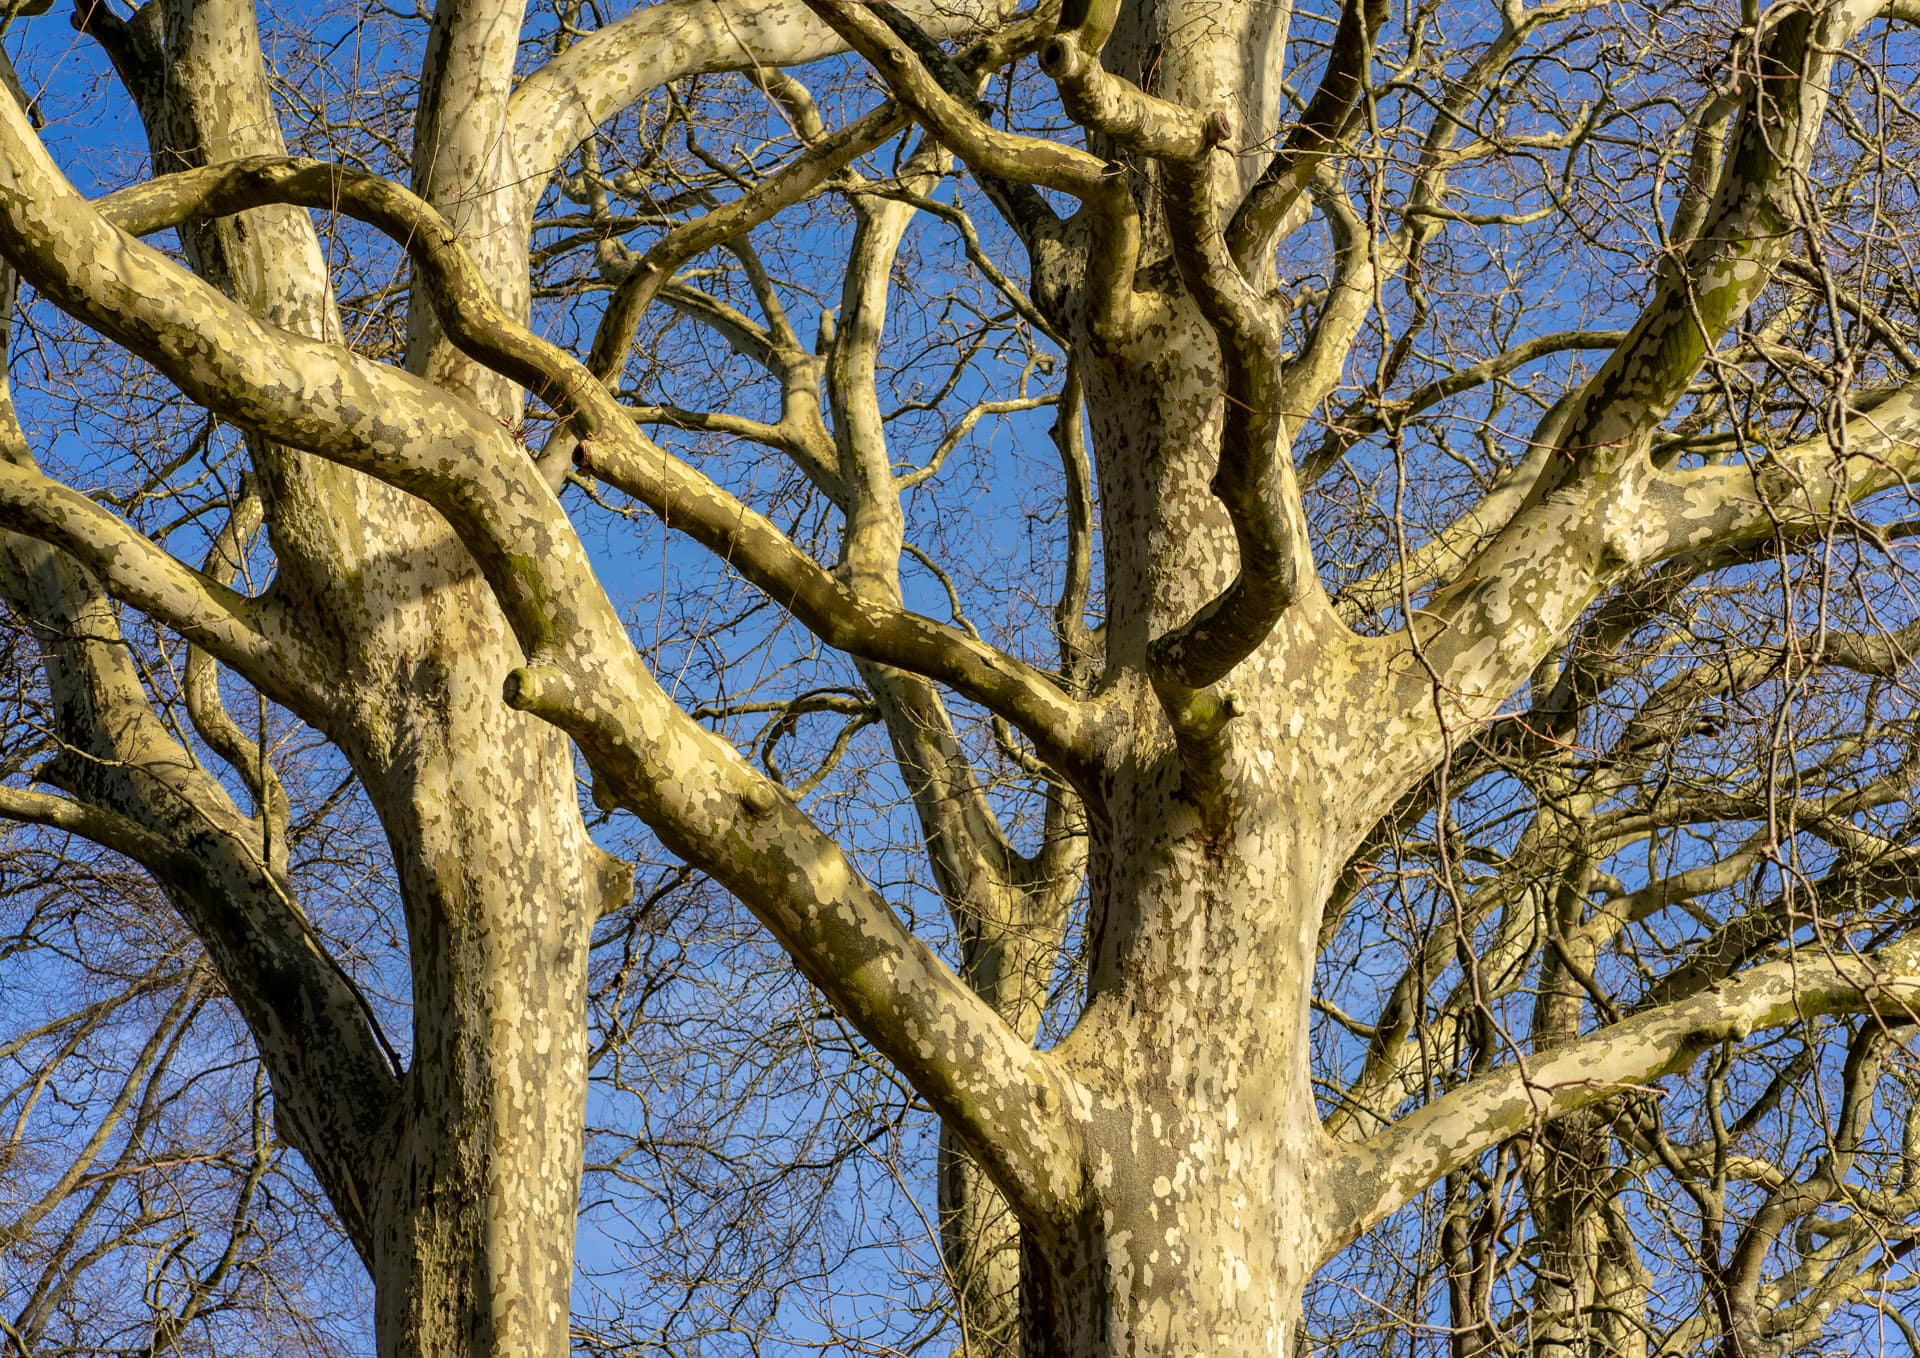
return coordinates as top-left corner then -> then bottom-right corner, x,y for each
1149,151 -> 1319,695
0,103 -> 1093,1224
800,0 -> 1142,341
1338,934 -> 1920,1254
803,0 -> 1104,196
0,454 -> 322,718
92,155 -> 1102,775
1038,30 -> 1228,162
503,0 -> 1026,218
1227,0 -> 1389,265
182,477 -> 291,869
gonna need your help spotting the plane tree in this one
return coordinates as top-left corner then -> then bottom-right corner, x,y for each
3,0 -> 1920,1355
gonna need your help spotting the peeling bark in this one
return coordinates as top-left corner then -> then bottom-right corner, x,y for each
2,1 -> 1919,1354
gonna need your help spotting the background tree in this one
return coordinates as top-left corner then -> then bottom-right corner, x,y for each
4,0 -> 1920,1355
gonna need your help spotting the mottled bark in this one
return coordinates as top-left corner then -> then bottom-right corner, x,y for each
56,4 -> 608,1354
5,0 -> 1920,1354
1027,307 -> 1360,1335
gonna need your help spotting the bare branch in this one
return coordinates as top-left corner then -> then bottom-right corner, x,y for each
91,155 -> 1104,774
1340,935 -> 1920,1252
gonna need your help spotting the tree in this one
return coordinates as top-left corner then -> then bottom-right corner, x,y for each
3,0 -> 1920,1353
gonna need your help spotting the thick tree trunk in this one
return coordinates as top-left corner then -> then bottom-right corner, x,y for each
1027,834 -> 1336,1356
996,261 -> 1362,1349
1020,1187 -> 1313,1358
351,606 -> 601,1358
361,737 -> 596,1355
98,8 -> 611,1353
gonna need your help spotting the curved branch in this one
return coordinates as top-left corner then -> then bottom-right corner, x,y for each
92,155 -> 1102,777
1038,30 -> 1226,162
0,103 -> 1087,1229
799,0 -> 1141,341
183,479 -> 291,867
0,456 -> 323,719
1333,935 -> 1920,1253
1148,150 -> 1317,693
1372,0 -> 1885,775
0,562 -> 397,1258
0,785 -> 204,880
504,0 -> 1022,214
804,2 -> 1108,197
1521,0 -> 1879,503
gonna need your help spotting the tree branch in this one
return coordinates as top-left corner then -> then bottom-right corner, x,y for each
581,98 -> 908,393
0,452 -> 323,719
90,155 -> 1102,776
1303,330 -> 1625,487
1148,150 -> 1317,693
1520,0 -> 1879,503
503,0 -> 1023,218
1640,382 -> 1920,561
0,102 -> 1087,1229
801,0 -> 1141,341
182,478 -> 291,870
1038,29 -> 1227,162
0,561 -> 398,1261
1226,0 -> 1389,265
1335,935 -> 1920,1252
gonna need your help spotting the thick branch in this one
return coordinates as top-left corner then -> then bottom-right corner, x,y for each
815,3 -> 1105,196
1335,935 -> 1920,1251
504,0 -> 1022,217
1038,30 -> 1226,162
1524,0 -> 1878,500
92,156 -> 1101,776
1357,0 -> 1882,777
1641,383 -> 1920,560
0,103 -> 1086,1226
1148,151 -> 1317,692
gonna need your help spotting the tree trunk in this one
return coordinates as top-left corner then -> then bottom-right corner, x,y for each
1025,820 -> 1339,1354
943,1134 -> 1026,1356
1020,1189 -> 1313,1358
933,213 -> 1326,1334
357,640 -> 599,1358
100,7 -> 613,1353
